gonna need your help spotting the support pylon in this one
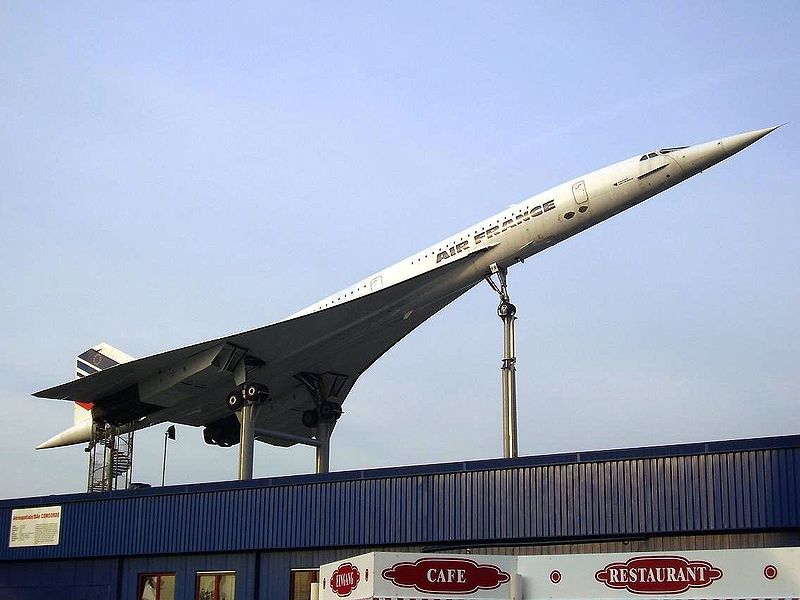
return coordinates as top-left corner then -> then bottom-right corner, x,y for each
486,264 -> 519,459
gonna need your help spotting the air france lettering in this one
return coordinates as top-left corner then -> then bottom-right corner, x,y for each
436,199 -> 556,264
426,568 -> 467,584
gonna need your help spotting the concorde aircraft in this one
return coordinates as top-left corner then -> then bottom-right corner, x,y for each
35,126 -> 779,451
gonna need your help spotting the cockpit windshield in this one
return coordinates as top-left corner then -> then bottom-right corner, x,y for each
641,147 -> 689,160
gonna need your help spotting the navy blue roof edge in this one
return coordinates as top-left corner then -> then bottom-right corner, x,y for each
2,432 -> 798,508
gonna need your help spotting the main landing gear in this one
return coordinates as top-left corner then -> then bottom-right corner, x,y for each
226,382 -> 271,481
301,401 -> 342,428
296,372 -> 342,475
227,383 -> 270,412
225,375 -> 343,480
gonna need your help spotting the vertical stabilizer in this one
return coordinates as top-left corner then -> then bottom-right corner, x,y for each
73,342 -> 134,424
38,342 -> 135,449
76,342 -> 134,378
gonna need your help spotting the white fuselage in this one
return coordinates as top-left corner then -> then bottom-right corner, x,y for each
293,128 -> 772,320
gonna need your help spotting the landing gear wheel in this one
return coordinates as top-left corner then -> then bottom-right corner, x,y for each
302,409 -> 319,428
320,401 -> 342,421
227,391 -> 245,412
244,382 -> 269,403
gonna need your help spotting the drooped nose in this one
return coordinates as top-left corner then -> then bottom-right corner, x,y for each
720,125 -> 782,156
672,125 -> 781,176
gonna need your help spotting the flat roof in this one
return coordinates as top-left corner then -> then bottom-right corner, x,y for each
3,433 -> 799,506
2,433 -> 798,561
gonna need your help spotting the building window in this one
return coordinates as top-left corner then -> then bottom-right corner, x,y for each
289,569 -> 319,600
196,571 -> 235,600
138,573 -> 175,600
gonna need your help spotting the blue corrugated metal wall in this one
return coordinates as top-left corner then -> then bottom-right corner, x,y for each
118,553 -> 255,600
0,558 -> 118,599
1,435 -> 798,562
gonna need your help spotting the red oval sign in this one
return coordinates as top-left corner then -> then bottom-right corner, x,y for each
330,562 -> 360,597
595,555 -> 722,594
382,558 -> 510,594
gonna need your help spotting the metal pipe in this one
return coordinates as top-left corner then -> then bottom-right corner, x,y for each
161,425 -> 175,486
499,300 -> 518,458
238,403 -> 256,480
488,265 -> 520,459
315,420 -> 331,474
161,431 -> 168,486
105,431 -> 115,491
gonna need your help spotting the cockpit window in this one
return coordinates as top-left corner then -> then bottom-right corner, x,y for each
640,155 -> 648,161
659,146 -> 688,154
648,152 -> 658,158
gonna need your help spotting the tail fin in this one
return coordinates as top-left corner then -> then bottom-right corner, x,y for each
38,342 -> 134,449
73,342 -> 134,424
76,342 -> 134,378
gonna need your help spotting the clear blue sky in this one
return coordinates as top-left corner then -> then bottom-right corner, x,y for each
1,2 -> 797,498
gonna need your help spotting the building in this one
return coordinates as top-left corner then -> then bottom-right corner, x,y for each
1,434 -> 798,600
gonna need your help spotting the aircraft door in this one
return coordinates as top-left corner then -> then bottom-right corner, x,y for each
572,180 -> 589,204
370,276 -> 383,292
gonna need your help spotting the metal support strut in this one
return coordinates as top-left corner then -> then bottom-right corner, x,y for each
237,402 -> 259,480
228,378 -> 270,481
315,420 -> 332,474
485,264 -> 518,459
310,374 -> 333,475
231,369 -> 341,480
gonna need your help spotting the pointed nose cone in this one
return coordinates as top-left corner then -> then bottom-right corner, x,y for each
721,125 -> 782,157
673,125 -> 781,176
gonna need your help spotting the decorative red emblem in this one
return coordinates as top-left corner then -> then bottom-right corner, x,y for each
330,562 -> 361,597
382,558 -> 510,594
595,555 -> 722,594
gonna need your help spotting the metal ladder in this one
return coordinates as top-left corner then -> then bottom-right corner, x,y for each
87,423 -> 135,492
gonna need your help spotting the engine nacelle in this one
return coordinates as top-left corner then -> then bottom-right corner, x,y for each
202,415 -> 240,447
